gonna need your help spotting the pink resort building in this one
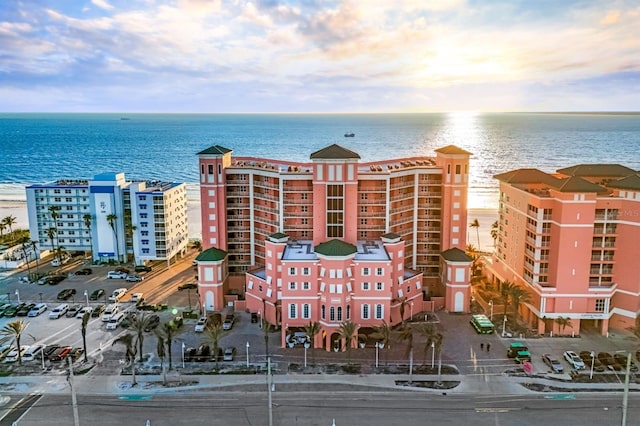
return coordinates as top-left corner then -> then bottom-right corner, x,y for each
194,144 -> 473,350
485,164 -> 640,336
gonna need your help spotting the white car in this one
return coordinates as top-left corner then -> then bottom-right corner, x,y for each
27,303 -> 48,317
107,271 -> 127,279
194,317 -> 208,332
108,288 -> 128,302
76,306 -> 93,318
4,346 -> 29,363
564,350 -> 585,370
126,274 -> 143,282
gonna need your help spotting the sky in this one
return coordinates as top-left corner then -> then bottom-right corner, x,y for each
1,0 -> 639,112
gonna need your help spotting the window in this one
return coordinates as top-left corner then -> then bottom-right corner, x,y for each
321,305 -> 326,319
595,299 -> 606,312
303,304 -> 310,319
208,164 -> 214,174
303,282 -> 311,290
326,184 -> 344,238
376,267 -> 383,276
362,282 -> 370,291
376,282 -> 383,291
289,267 -> 296,276
362,267 -> 370,276
375,304 -> 383,319
337,307 -> 343,321
289,282 -> 296,290
289,304 -> 297,319
347,305 -> 351,320
301,193 -> 308,200
302,267 -> 310,275
330,307 -> 335,321
362,304 -> 370,319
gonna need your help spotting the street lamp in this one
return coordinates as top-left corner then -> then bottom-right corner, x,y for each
488,300 -> 494,321
502,315 -> 507,337
258,310 -> 262,329
375,342 -> 384,368
15,289 -> 20,304
589,351 -> 596,379
181,342 -> 186,369
83,290 -> 89,307
304,341 -> 310,368
410,301 -> 414,322
39,292 -> 43,304
618,351 -> 632,426
246,341 -> 250,368
431,341 -> 435,368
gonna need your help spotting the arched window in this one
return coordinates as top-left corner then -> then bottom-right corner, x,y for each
330,307 -> 335,322
337,307 -> 342,322
321,305 -> 325,320
346,304 -> 351,320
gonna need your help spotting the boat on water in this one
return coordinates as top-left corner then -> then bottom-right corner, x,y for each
344,132 -> 355,137
120,117 -> 131,120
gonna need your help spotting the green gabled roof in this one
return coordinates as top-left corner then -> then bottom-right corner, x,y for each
270,232 -> 288,239
310,144 -> 361,160
441,247 -> 472,262
435,145 -> 472,155
554,176 -> 608,193
381,232 -> 401,239
494,168 -> 561,186
557,164 -> 636,178
196,247 -> 228,262
197,145 -> 232,155
607,174 -> 640,190
315,239 -> 357,257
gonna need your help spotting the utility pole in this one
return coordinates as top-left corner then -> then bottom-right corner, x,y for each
68,357 -> 80,426
267,357 -> 273,426
622,352 -> 631,426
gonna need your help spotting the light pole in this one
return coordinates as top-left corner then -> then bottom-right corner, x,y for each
431,341 -> 435,368
181,342 -> 186,368
488,300 -> 494,321
590,351 -> 595,380
375,342 -> 382,368
39,292 -> 43,304
410,301 -> 414,321
620,351 -> 632,426
15,289 -> 20,304
246,341 -> 250,368
304,341 -> 310,368
83,290 -> 89,307
258,310 -> 262,329
502,315 -> 507,337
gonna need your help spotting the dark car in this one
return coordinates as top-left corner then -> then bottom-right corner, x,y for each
144,314 -> 160,332
66,304 -> 83,318
43,344 -> 61,360
75,268 -> 93,276
134,265 -> 152,273
3,304 -> 24,318
196,344 -> 211,362
57,288 -> 77,300
16,303 -> 36,317
46,275 -> 66,285
89,289 -> 105,301
115,267 -> 130,274
178,282 -> 198,291
91,304 -> 106,317
184,347 -> 197,362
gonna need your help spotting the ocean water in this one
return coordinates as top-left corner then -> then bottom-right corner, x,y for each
1,112 -> 640,209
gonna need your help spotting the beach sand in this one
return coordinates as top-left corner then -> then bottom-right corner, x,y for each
0,200 -> 497,249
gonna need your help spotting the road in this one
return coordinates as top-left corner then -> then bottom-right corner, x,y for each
2,390 -> 637,426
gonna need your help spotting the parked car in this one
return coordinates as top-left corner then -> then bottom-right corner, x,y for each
76,306 -> 93,318
542,354 -> 564,373
102,304 -> 120,322
4,346 -> 30,363
194,317 -> 208,332
579,351 -> 606,372
144,314 -> 160,332
223,314 -> 234,330
3,304 -> 24,318
66,304 -> 83,318
106,312 -> 126,330
126,274 -> 143,282
49,304 -> 70,319
43,344 -> 61,360
27,303 -> 48,317
184,347 -> 197,362
22,344 -> 45,362
75,268 -> 93,276
115,267 -> 130,274
196,344 -> 211,362
16,303 -> 35,317
178,282 -> 198,291
564,350 -> 585,370
89,289 -> 105,301
91,304 -> 106,318
107,271 -> 127,279
130,293 -> 144,303
51,256 -> 70,267
223,347 -> 236,361
49,346 -> 73,362
46,275 -> 67,285
57,288 -> 77,300
134,265 -> 152,273
108,288 -> 128,302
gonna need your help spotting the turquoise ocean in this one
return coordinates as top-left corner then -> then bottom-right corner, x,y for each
1,112 -> 640,210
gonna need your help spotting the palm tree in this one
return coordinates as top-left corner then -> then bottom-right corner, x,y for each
47,206 -> 61,260
130,313 -> 153,362
81,311 -> 90,362
106,213 -> 119,262
54,245 -> 66,263
82,214 -> 93,259
469,218 -> 480,248
156,322 -> 178,370
0,222 -> 6,238
192,240 -> 203,252
2,215 -> 17,235
303,321 -> 321,365
112,333 -> 138,386
499,280 -> 515,316
370,321 -> 392,366
398,325 -> 414,384
156,335 -> 167,385
394,297 -> 409,327
509,285 -> 531,320
555,317 -> 573,335
337,321 -> 358,364
125,223 -> 137,264
30,240 -> 40,277
490,220 -> 499,248
205,322 -> 223,371
20,237 -> 32,279
46,227 -> 57,260
417,323 -> 438,366
1,320 -> 30,365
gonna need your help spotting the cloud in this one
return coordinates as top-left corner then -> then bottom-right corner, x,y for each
91,0 -> 115,11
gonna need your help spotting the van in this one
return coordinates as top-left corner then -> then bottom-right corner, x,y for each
102,304 -> 119,322
106,312 -> 125,330
22,344 -> 45,362
49,304 -> 69,319
108,288 -> 127,302
28,303 -> 48,317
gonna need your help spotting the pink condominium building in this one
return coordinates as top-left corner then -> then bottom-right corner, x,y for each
195,144 -> 473,350
487,164 -> 640,336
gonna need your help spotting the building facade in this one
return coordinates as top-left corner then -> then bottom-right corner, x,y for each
486,164 -> 640,335
195,144 -> 473,349
26,173 -> 188,264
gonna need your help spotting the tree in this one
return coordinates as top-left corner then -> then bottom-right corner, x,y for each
509,285 -> 531,320
394,297 -> 409,327
81,311 -> 90,362
337,321 -> 358,364
30,240 -> 40,277
2,215 -> 17,235
155,322 -> 178,370
125,223 -> 137,264
82,214 -> 93,259
156,334 -> 167,386
20,237 -> 32,279
0,222 -> 6,238
130,313 -> 154,362
303,321 -> 321,365
417,324 -> 438,366
1,320 -> 30,365
490,220 -> 499,248
46,227 -> 57,261
555,317 -> 573,335
398,325 -> 415,384
106,213 -> 119,262
47,206 -> 61,260
499,280 -> 515,316
370,321 -> 392,366
205,322 -> 223,371
112,333 -> 138,386
469,218 -> 480,248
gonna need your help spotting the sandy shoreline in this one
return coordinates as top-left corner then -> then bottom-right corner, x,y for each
0,200 -> 497,249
